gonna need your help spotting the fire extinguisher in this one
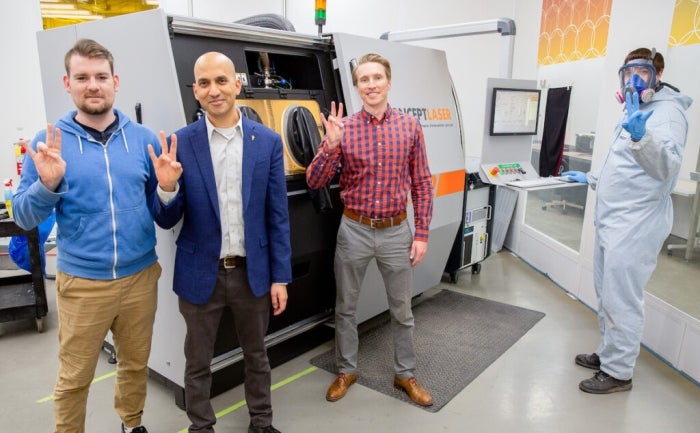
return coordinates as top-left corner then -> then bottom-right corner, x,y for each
15,140 -> 26,176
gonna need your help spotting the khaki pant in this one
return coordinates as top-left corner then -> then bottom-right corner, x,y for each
54,262 -> 161,433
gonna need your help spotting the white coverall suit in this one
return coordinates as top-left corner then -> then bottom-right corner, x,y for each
586,86 -> 692,380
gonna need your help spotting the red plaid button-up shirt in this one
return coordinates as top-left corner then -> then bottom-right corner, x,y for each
306,106 -> 433,241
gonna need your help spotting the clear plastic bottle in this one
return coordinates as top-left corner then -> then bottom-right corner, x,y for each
4,178 -> 13,219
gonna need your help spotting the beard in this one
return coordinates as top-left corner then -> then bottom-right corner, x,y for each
77,96 -> 112,116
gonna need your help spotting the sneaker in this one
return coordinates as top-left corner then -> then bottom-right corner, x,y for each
121,425 -> 148,433
575,353 -> 601,370
248,424 -> 281,433
579,370 -> 632,394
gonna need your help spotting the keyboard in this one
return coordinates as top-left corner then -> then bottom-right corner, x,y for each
505,176 -> 574,189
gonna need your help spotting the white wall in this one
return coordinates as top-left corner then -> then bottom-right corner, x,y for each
0,1 -> 46,188
538,58 -> 605,147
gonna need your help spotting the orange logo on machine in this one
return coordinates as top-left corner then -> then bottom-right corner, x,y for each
435,170 -> 465,197
237,99 -> 324,176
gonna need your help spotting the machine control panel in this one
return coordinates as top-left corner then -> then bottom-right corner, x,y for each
481,160 -> 536,185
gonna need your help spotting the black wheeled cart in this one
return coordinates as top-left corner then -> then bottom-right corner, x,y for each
444,173 -> 496,283
0,219 -> 48,332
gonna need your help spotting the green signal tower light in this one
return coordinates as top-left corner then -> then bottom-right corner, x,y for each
315,0 -> 326,35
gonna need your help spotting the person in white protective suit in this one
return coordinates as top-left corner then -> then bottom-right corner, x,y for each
562,47 -> 693,394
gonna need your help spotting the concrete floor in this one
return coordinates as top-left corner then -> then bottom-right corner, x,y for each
2,250 -> 700,433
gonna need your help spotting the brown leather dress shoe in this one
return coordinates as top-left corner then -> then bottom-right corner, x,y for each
393,376 -> 433,406
326,373 -> 358,402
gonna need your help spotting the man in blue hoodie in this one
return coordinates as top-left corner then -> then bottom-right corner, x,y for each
563,47 -> 693,394
13,39 -> 180,433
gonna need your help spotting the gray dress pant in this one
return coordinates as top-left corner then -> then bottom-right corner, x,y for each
179,266 -> 272,432
333,215 -> 416,379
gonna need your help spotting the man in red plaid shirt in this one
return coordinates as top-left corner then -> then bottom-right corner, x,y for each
307,52 -> 434,406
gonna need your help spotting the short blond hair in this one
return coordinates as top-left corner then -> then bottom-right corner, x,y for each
351,53 -> 391,86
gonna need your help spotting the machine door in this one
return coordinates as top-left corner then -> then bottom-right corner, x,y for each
237,99 -> 325,176
332,33 -> 467,322
285,105 -> 322,168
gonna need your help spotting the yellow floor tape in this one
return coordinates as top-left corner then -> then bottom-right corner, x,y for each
35,363 -> 319,433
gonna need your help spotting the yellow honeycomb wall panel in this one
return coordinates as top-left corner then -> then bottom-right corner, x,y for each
538,0 -> 612,65
669,0 -> 700,47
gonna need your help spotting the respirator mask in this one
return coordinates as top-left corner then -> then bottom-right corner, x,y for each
616,58 -> 657,104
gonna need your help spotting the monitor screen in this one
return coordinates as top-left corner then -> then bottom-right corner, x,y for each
489,87 -> 541,136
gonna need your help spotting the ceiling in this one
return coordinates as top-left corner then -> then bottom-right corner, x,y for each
40,0 -> 159,28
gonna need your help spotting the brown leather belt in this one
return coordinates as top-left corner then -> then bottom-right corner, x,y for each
219,255 -> 246,269
343,208 -> 407,229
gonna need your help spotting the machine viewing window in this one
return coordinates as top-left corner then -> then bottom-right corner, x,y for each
244,51 -> 323,90
489,87 -> 541,136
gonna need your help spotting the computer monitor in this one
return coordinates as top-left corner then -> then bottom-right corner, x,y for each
489,87 -> 541,136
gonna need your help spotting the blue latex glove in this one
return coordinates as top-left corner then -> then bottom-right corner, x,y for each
561,171 -> 588,184
621,90 -> 654,141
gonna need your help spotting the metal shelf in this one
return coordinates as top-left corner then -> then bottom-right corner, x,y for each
0,220 -> 48,332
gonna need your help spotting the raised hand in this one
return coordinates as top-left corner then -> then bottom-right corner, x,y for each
622,91 -> 653,141
23,124 -> 66,192
320,101 -> 345,149
148,131 -> 182,192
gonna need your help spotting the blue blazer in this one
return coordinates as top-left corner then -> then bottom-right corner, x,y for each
156,116 -> 292,305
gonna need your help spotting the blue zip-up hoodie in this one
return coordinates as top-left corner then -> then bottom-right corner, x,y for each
13,108 -> 165,280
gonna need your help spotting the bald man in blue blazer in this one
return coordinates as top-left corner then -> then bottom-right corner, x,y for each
151,51 -> 291,433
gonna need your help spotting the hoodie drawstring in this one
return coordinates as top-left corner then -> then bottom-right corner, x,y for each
121,127 -> 129,153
